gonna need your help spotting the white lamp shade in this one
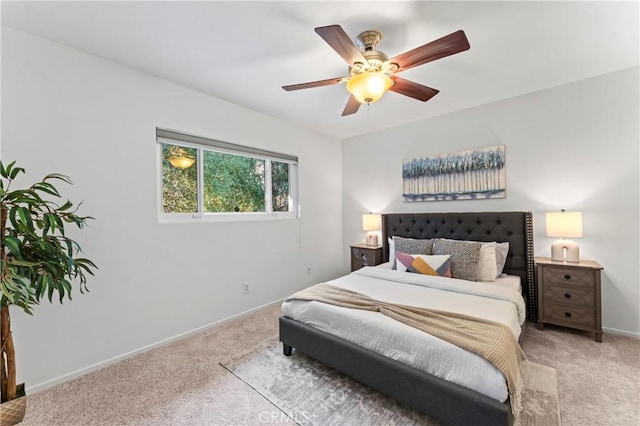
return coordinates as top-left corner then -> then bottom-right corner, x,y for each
545,211 -> 583,238
362,213 -> 381,247
362,213 -> 381,231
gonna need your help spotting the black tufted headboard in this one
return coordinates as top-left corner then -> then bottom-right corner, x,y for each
382,211 -> 536,322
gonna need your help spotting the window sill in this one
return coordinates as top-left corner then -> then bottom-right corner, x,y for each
158,212 -> 298,224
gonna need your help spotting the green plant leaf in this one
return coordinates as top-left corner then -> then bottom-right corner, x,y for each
46,275 -> 54,303
2,160 -> 17,179
18,206 -> 33,229
32,182 -> 61,198
46,213 -> 57,234
42,217 -> 50,237
58,200 -> 73,211
9,165 -> 25,180
54,215 -> 64,235
2,236 -> 23,260
60,279 -> 72,302
43,173 -> 72,185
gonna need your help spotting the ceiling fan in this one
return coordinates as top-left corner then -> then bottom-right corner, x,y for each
283,25 -> 470,116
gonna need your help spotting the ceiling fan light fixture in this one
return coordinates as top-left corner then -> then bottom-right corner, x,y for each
283,25 -> 470,116
346,72 -> 393,104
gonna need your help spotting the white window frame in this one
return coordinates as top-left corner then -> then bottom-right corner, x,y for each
157,128 -> 299,223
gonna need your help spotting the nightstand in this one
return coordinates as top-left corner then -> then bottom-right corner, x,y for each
350,244 -> 383,272
535,256 -> 604,342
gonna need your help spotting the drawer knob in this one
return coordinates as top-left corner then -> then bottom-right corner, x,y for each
564,274 -> 571,280
564,312 -> 572,318
564,293 -> 572,299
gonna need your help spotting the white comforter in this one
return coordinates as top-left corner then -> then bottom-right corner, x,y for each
281,266 -> 526,402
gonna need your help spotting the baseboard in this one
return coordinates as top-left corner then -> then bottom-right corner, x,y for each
602,326 -> 640,339
26,298 -> 284,394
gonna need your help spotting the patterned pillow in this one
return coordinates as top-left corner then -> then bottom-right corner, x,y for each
432,239 -> 482,281
395,253 -> 452,277
391,236 -> 434,270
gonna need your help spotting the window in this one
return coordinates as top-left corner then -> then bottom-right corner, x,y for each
157,128 -> 298,221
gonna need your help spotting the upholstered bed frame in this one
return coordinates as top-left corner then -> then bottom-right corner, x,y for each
279,211 -> 535,426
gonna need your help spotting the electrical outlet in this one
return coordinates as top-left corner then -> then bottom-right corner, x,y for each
306,266 -> 312,275
242,282 -> 250,294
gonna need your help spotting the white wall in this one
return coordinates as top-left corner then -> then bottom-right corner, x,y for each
1,27 -> 343,391
343,67 -> 640,336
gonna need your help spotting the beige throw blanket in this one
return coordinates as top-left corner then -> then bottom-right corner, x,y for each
286,283 -> 527,417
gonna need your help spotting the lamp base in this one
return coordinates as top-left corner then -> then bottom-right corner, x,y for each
551,239 -> 580,263
365,232 -> 379,247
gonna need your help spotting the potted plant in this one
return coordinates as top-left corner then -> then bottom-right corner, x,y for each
0,161 -> 96,425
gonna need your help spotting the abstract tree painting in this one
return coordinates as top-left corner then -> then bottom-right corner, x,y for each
402,145 -> 506,201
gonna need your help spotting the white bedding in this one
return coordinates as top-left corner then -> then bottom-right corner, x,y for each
281,266 -> 526,403
490,274 -> 522,292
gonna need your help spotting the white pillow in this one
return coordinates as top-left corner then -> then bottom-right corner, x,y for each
477,242 -> 498,282
495,242 -> 510,277
388,237 -> 395,262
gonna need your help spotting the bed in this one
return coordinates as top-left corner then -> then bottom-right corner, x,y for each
279,211 -> 535,426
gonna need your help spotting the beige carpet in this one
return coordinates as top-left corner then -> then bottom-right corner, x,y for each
520,323 -> 640,426
18,303 -> 640,425
222,341 -> 560,426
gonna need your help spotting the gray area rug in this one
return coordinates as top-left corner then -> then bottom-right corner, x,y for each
222,342 -> 560,426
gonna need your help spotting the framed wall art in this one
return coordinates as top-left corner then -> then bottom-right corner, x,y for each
402,144 -> 506,202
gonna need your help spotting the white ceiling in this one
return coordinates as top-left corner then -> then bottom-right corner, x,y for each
2,1 -> 638,140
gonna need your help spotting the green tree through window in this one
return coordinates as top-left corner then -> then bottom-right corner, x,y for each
162,145 -> 197,213
160,141 -> 296,217
203,151 -> 265,213
271,161 -> 290,212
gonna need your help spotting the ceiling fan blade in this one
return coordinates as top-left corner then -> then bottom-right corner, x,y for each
282,77 -> 344,91
388,30 -> 470,72
315,25 -> 367,65
389,77 -> 439,102
342,95 -> 361,116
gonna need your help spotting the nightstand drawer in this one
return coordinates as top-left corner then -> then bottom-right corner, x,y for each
543,267 -> 595,288
543,285 -> 595,307
543,303 -> 596,328
352,257 -> 367,270
351,247 -> 376,265
350,244 -> 383,272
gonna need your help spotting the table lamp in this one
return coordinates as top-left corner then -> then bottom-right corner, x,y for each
546,210 -> 583,262
362,213 -> 381,246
